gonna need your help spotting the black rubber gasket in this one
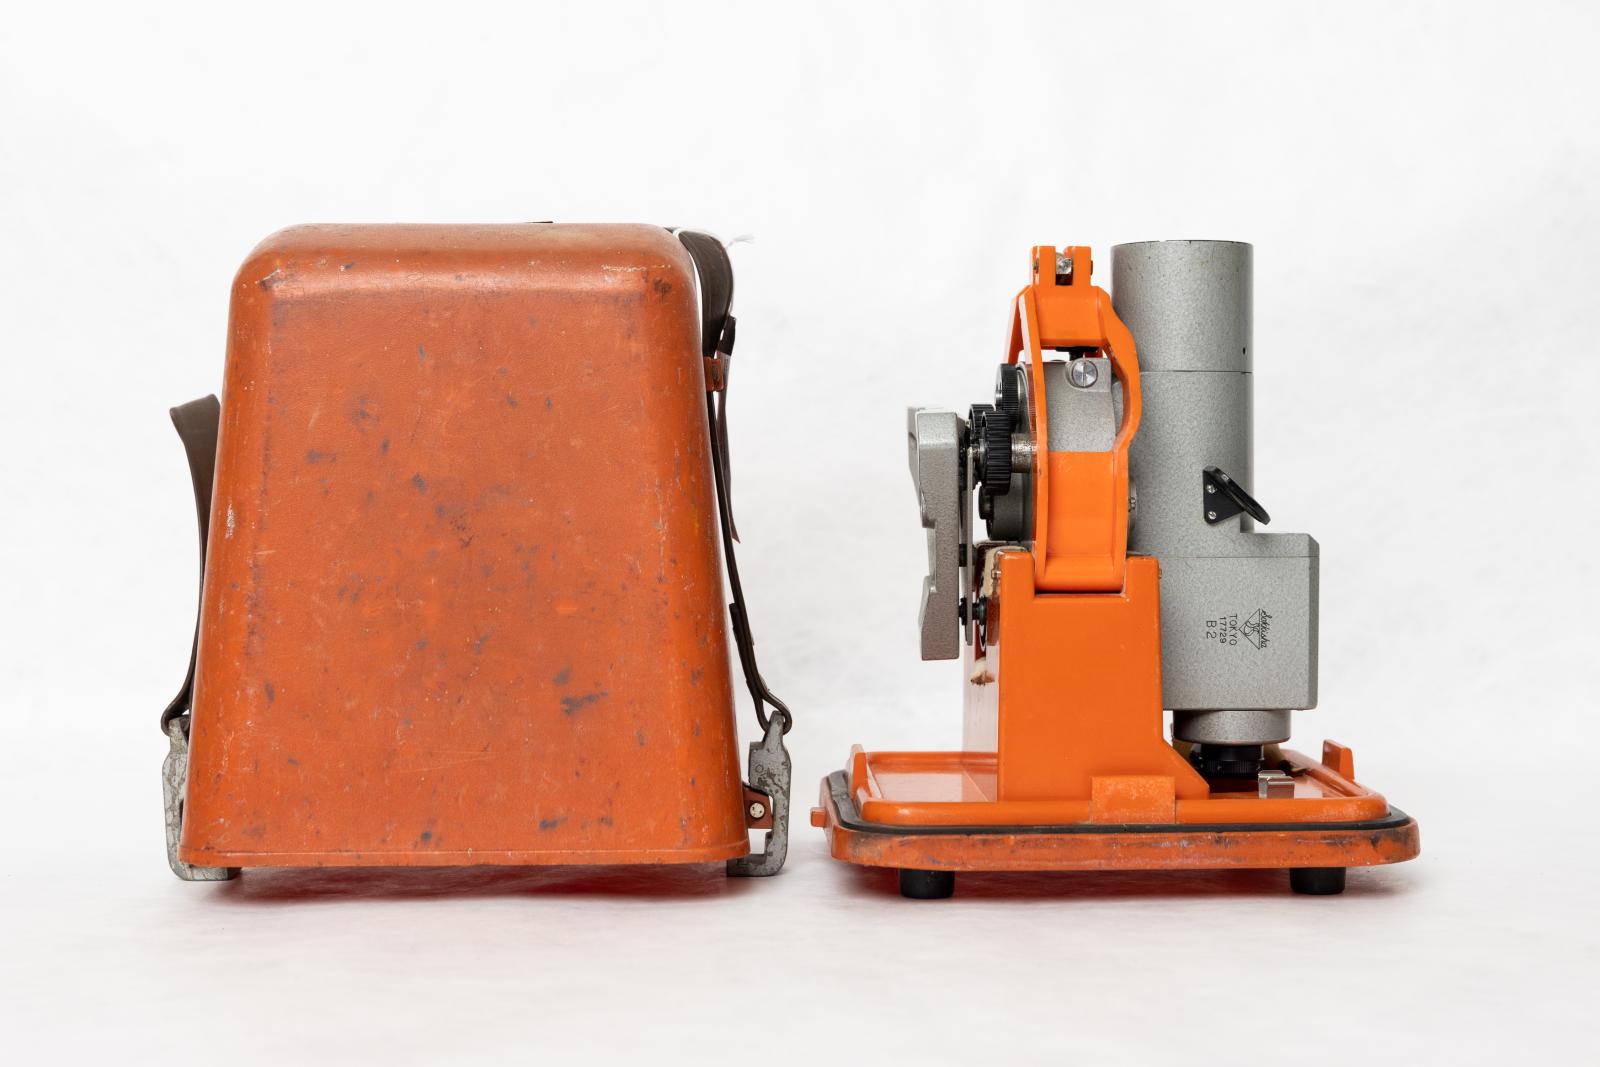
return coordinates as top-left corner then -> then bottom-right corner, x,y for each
825,770 -> 1413,837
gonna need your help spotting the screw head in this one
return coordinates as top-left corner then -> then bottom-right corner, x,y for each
1068,360 -> 1099,388
748,802 -> 766,820
1207,510 -> 1218,521
1206,483 -> 1216,494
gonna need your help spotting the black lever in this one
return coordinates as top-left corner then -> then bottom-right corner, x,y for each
1202,466 -> 1270,526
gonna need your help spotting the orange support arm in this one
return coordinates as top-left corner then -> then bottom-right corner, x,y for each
1008,246 -> 1140,593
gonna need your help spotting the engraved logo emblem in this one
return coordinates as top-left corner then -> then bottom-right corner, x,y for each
1242,607 -> 1272,650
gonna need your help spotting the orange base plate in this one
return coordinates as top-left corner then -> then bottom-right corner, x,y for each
812,748 -> 1419,873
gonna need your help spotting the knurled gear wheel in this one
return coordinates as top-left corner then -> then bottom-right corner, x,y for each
969,403 -> 1013,495
995,363 -> 1023,420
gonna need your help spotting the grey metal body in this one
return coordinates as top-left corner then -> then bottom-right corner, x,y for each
909,408 -> 967,660
1112,240 -> 1318,746
1043,357 -> 1117,451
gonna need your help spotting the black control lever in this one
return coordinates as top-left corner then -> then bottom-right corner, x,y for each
1202,466 -> 1270,526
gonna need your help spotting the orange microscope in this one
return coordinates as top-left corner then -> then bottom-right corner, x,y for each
813,241 -> 1419,898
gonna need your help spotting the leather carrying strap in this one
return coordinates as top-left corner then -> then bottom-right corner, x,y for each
676,229 -> 738,539
677,229 -> 737,363
162,394 -> 221,733
675,230 -> 792,734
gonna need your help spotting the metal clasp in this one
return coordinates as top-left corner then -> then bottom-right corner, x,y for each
727,717 -> 791,877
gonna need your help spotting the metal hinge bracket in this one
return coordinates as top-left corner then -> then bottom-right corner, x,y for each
162,715 -> 238,882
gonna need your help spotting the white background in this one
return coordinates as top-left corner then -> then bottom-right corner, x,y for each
3,2 -> 1596,1062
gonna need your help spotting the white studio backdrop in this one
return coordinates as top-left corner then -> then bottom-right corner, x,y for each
2,2 -> 1596,1062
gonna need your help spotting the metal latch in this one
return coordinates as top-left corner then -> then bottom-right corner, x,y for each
727,717 -> 790,877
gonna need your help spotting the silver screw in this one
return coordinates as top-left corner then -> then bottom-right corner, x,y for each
1206,483 -> 1216,495
748,802 -> 766,820
1207,510 -> 1218,521
1068,360 -> 1099,388
1055,253 -> 1073,278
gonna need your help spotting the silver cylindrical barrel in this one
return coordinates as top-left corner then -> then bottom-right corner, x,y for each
1113,241 -> 1309,749
1116,240 -> 1255,555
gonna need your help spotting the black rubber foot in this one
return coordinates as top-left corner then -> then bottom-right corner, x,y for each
899,868 -> 956,899
1290,867 -> 1347,895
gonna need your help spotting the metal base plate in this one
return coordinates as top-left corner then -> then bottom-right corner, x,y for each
813,769 -> 1419,874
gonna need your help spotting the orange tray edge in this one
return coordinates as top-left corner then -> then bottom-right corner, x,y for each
814,771 -> 1420,873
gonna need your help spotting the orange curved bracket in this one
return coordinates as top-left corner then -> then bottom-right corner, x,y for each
1007,245 -> 1141,592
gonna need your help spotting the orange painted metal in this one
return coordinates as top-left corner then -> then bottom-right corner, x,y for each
179,223 -> 750,868
812,769 -> 1421,873
818,244 -> 1419,878
837,745 -> 1393,828
1010,246 -> 1140,594
972,550 -> 1207,804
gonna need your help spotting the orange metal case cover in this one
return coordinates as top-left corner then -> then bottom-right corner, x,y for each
179,223 -> 749,867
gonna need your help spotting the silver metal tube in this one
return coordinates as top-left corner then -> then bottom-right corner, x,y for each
1174,707 -> 1291,746
1112,241 -> 1318,747
1117,240 -> 1254,555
